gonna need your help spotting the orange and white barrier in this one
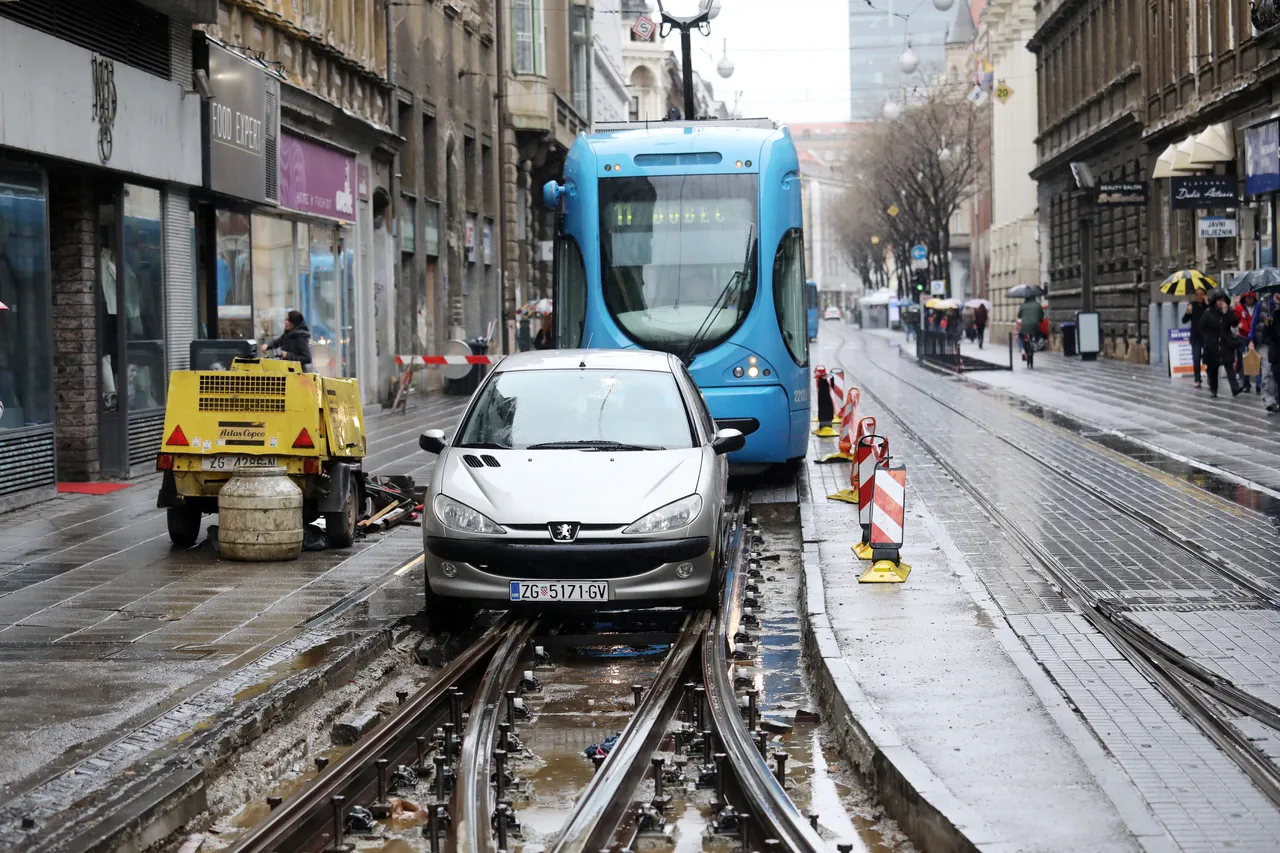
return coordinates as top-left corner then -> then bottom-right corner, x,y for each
812,366 -> 837,436
396,354 -> 495,366
853,432 -> 889,558
827,416 -> 878,501
818,388 -> 861,463
827,368 -> 845,423
860,465 -> 911,583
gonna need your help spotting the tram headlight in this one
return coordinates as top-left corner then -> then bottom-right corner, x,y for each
747,366 -> 759,378
733,366 -> 745,377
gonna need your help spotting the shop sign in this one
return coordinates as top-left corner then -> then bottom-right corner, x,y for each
1245,122 -> 1280,196
1095,182 -> 1147,206
930,280 -> 945,295
482,221 -> 494,266
204,41 -> 269,203
278,132 -> 357,222
1167,328 -> 1195,378
424,202 -> 440,257
466,217 -> 477,263
1198,216 -> 1238,239
91,54 -> 117,164
1170,175 -> 1238,209
357,164 -> 370,201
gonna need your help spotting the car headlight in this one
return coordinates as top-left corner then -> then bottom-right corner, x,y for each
434,494 -> 506,535
623,495 -> 703,535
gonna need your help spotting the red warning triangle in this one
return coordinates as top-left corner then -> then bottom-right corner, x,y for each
166,425 -> 188,446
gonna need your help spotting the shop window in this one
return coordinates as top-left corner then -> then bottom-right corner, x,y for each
252,214 -> 298,343
216,210 -> 252,338
309,224 -> 343,378
0,167 -> 52,431
122,185 -> 165,411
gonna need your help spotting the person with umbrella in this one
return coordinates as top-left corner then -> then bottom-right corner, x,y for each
1235,292 -> 1261,395
533,298 -> 555,350
1181,288 -> 1209,388
1250,291 -> 1280,411
968,299 -> 990,349
1198,290 -> 1243,398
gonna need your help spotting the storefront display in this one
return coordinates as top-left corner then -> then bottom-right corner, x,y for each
0,166 -> 52,433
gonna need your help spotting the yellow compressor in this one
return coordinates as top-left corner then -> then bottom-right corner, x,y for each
155,357 -> 366,548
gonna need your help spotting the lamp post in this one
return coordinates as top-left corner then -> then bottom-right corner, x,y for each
658,0 -> 721,120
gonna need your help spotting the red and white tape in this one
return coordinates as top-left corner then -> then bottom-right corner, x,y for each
396,354 -> 496,366
869,466 -> 907,548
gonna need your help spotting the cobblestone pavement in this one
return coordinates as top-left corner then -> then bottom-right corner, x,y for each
813,325 -> 1280,851
871,324 -> 1280,495
0,395 -> 465,802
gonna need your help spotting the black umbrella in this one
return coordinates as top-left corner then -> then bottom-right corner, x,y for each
1228,267 -> 1280,296
1007,283 -> 1044,299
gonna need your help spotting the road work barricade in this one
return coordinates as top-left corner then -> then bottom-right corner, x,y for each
859,465 -> 911,583
827,368 -> 845,424
818,388 -> 860,463
828,417 -> 881,505
852,432 -> 890,559
812,366 -> 838,437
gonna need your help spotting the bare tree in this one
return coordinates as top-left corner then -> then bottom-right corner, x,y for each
835,86 -> 984,298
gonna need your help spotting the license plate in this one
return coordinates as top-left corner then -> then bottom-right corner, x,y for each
201,455 -> 278,472
509,581 -> 609,602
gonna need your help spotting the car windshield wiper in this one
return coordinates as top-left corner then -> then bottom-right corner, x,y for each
526,440 -> 665,451
457,441 -> 510,449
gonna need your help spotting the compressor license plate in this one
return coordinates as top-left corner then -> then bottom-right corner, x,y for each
509,581 -> 609,602
201,455 -> 278,471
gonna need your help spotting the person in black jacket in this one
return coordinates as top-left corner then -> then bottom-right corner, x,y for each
1198,291 -> 1242,398
262,310 -> 313,368
1182,287 -> 1208,388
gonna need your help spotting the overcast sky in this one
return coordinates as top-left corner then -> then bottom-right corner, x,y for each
662,0 -> 853,123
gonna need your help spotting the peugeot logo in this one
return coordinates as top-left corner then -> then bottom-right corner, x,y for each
549,522 -> 580,542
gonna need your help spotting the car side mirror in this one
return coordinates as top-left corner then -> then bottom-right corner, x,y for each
419,429 -> 448,454
712,428 -> 745,455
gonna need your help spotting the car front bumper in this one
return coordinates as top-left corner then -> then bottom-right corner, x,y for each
424,535 -> 715,604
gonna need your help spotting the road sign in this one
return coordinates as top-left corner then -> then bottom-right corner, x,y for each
930,280 -> 945,295
631,15 -> 656,41
994,80 -> 1013,103
871,235 -> 880,245
967,86 -> 988,107
911,244 -> 927,261
887,204 -> 900,218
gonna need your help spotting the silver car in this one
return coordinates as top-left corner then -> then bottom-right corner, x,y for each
417,349 -> 744,623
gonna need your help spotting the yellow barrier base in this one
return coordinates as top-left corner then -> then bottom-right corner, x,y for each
812,425 -> 838,437
817,452 -> 855,463
858,560 -> 911,583
827,489 -> 858,503
852,541 -> 874,560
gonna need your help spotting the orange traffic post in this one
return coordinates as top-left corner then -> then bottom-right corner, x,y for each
827,368 -> 845,424
812,366 -> 837,437
859,465 -> 911,583
852,433 -> 889,559
818,388 -> 860,463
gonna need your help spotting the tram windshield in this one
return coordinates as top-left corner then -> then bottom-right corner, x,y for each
599,174 -> 758,355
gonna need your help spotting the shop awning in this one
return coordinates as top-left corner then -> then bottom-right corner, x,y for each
1190,123 -> 1234,166
1153,142 -> 1193,178
1173,136 -> 1203,171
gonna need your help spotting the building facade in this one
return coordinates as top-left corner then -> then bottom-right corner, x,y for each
593,0 -> 631,127
1028,0 -> 1148,357
849,0 -> 955,119
794,123 -> 866,310
0,0 -> 211,510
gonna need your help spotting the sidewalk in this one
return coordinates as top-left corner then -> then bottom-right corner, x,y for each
799,325 -> 1280,852
0,394 -> 465,808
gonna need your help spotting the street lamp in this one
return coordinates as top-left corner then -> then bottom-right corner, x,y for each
933,0 -> 955,10
658,0 -> 722,120
883,100 -> 902,121
717,38 -> 735,79
900,46 -> 919,75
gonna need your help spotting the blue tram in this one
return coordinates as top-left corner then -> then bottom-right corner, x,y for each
541,120 -> 810,468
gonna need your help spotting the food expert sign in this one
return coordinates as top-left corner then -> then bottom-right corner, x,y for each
204,41 -> 269,203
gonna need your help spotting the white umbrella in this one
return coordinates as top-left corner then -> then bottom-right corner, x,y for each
535,298 -> 553,316
964,298 -> 992,309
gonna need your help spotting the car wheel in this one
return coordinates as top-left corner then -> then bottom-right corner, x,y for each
167,504 -> 203,548
325,484 -> 359,548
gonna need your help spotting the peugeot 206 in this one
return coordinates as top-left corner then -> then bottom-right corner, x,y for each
417,349 -> 744,626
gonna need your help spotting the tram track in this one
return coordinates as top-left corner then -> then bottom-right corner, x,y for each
838,332 -> 1280,808
222,490 -> 836,853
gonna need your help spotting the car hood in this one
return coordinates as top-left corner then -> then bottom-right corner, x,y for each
436,448 -> 706,526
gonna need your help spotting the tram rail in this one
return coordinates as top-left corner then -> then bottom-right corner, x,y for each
847,336 -> 1280,809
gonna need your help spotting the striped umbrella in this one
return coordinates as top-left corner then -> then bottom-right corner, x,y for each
1159,269 -> 1218,297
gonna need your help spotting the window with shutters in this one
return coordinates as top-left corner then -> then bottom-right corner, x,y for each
513,0 -> 545,75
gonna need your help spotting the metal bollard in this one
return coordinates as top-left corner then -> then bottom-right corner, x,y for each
694,686 -> 707,729
773,751 -> 788,785
652,756 -> 665,798
267,796 -> 282,810
371,758 -> 391,818
424,805 -> 443,853
714,752 -> 728,807
397,689 -> 409,705
633,683 -> 644,707
763,840 -> 781,851
449,686 -> 462,730
702,729 -> 715,759
499,721 -> 512,752
434,754 -> 447,802
494,749 -> 508,802
315,756 -> 330,771
683,681 -> 697,724
756,731 -> 768,757
329,795 -> 346,849
495,804 -> 510,849
837,844 -> 854,853
808,812 -> 819,830
416,736 -> 429,776
747,689 -> 759,732
738,812 -> 752,851
505,690 -> 518,725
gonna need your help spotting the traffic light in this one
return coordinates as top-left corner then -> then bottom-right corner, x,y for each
912,268 -> 927,293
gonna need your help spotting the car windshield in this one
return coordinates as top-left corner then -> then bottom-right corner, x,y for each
456,368 -> 695,450
599,174 -> 758,356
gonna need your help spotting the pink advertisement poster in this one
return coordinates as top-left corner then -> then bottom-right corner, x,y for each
278,132 -> 357,223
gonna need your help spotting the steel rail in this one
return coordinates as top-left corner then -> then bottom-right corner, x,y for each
703,498 -> 827,853
844,351 -> 1280,808
546,610 -> 708,853
226,617 -> 513,853
455,618 -> 538,853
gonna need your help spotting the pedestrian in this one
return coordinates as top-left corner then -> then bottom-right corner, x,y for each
534,314 -> 555,350
261,309 -> 312,368
1182,287 -> 1208,388
1250,292 -> 1280,412
974,302 -> 988,349
1198,290 -> 1243,398
1235,292 -> 1262,395
1017,295 -> 1044,368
